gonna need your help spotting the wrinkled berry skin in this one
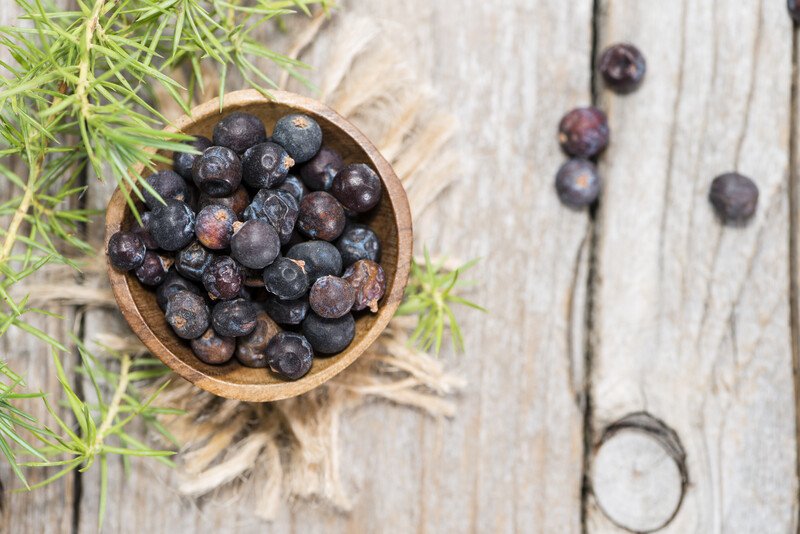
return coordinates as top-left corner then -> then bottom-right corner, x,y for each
599,43 -> 646,94
278,175 -> 308,202
266,332 -> 314,380
709,172 -> 759,224
335,224 -> 381,267
302,313 -> 355,355
287,241 -> 342,282
309,276 -> 355,319
555,159 -> 601,208
192,146 -> 242,197
213,112 -> 267,154
134,251 -> 171,286
242,142 -> 294,189
143,170 -> 191,209
199,187 -> 250,219
107,231 -> 146,271
558,107 -> 609,159
236,311 -> 280,368
263,257 -> 309,300
272,113 -> 323,164
300,147 -> 343,191
191,327 -> 235,365
243,189 -> 298,245
297,192 -> 346,241
331,164 -> 382,213
203,256 -> 244,300
229,219 -> 280,270
165,290 -> 210,340
343,259 -> 386,312
195,204 -> 236,250
150,199 -> 196,251
173,135 -> 213,179
176,241 -> 213,281
156,272 -> 202,310
264,296 -> 309,325
212,298 -> 258,337
132,212 -> 159,249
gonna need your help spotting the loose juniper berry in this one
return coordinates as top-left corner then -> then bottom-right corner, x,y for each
107,231 -> 146,271
331,163 -> 382,213
156,271 -> 202,311
195,204 -> 236,250
134,251 -> 171,286
230,219 -> 280,270
302,313 -> 355,355
192,146 -> 242,197
558,107 -> 610,159
343,259 -> 386,312
236,311 -> 280,368
173,136 -> 213,179
243,188 -> 299,245
272,113 -> 323,163
286,241 -> 342,282
264,295 -> 309,325
191,327 -> 235,365
150,199 -> 196,251
263,257 -> 309,300
335,224 -> 381,267
212,298 -> 258,337
242,142 -> 294,189
300,147 -> 343,191
555,159 -> 601,208
165,290 -> 210,340
142,170 -> 192,209
176,240 -> 213,281
297,191 -> 346,241
203,256 -> 244,300
709,172 -> 759,224
266,332 -> 314,380
309,276 -> 355,319
213,112 -> 267,153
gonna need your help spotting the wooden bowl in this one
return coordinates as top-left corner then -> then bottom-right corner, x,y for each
105,89 -> 412,402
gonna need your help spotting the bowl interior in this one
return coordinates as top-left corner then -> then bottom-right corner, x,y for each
106,90 -> 411,401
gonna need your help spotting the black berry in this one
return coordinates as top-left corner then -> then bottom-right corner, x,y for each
599,43 -> 646,94
156,271 -> 202,310
263,257 -> 309,300
286,241 -> 342,282
243,188 -> 298,245
176,240 -> 213,281
331,164 -> 382,213
709,172 -> 759,223
212,112 -> 267,153
558,107 -> 610,159
236,311 -> 280,368
198,187 -> 250,219
165,290 -> 210,340
343,259 -> 386,312
277,175 -> 308,202
150,199 -> 196,251
132,212 -> 158,250
300,147 -> 343,191
264,295 -> 309,325
555,159 -> 601,208
297,191 -> 346,241
142,170 -> 191,209
309,276 -> 355,319
192,146 -> 242,197
202,256 -> 243,300
107,231 -> 146,271
191,327 -> 235,365
211,298 -> 258,337
195,204 -> 236,250
242,142 -> 294,189
134,251 -> 171,286
266,332 -> 313,380
301,313 -> 355,355
173,135 -> 213,179
230,219 -> 280,270
272,113 -> 322,163
335,224 -> 381,267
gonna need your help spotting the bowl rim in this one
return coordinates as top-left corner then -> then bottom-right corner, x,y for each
105,89 -> 412,402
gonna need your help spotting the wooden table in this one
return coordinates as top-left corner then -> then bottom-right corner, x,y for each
2,1 -> 798,532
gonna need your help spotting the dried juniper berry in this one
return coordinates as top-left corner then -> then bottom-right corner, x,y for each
212,112 -> 267,153
708,172 -> 759,224
264,295 -> 309,325
156,271 -> 202,310
791,0 -> 800,23
300,147 -> 343,191
192,146 -> 242,197
142,170 -> 191,209
272,113 -> 322,163
286,241 -> 342,282
599,43 -> 647,94
173,135 -> 213,179
243,188 -> 298,244
176,240 -> 213,281
191,327 -> 235,365
555,159 -> 601,208
230,219 -> 280,270
302,313 -> 355,355
278,175 -> 308,202
149,199 -> 196,251
263,257 -> 309,300
297,191 -> 346,241
132,212 -> 158,249
165,290 -> 210,340
242,142 -> 294,189
211,298 -> 258,337
335,224 -> 381,267
343,259 -> 386,312
107,231 -> 146,271
558,107 -> 610,159
266,332 -> 313,380
202,256 -> 244,300
134,251 -> 171,286
331,163 -> 382,213
198,187 -> 250,219
309,276 -> 355,319
195,204 -> 236,250
236,311 -> 280,368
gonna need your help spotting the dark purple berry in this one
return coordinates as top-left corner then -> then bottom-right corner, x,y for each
230,219 -> 280,270
331,164 -> 382,213
176,240 -> 213,281
107,231 -> 146,271
211,298 -> 258,337
195,204 -> 236,250
134,251 -> 171,286
213,112 -> 267,153
203,256 -> 243,300
599,43 -> 646,94
198,187 -> 250,219
286,241 -> 342,282
266,332 -> 313,380
192,146 -> 242,197
235,311 -> 280,368
150,199 -> 196,251
242,142 -> 294,189
272,113 -> 322,164
156,271 -> 202,310
558,107 -> 609,159
264,295 -> 309,325
278,175 -> 308,202
191,327 -> 235,365
709,172 -> 759,224
300,147 -> 343,191
142,170 -> 191,209
335,224 -> 381,267
297,191 -> 346,241
263,257 -> 308,300
173,135 -> 213,179
343,259 -> 386,313
132,212 -> 158,249
302,313 -> 354,355
309,276 -> 355,319
243,189 -> 298,245
555,159 -> 601,208
165,290 -> 210,340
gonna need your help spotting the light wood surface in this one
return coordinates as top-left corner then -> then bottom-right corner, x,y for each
2,1 -> 800,533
